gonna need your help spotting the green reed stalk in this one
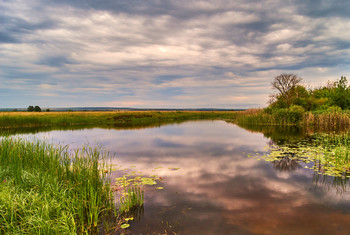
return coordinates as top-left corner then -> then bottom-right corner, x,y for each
0,137 -> 115,234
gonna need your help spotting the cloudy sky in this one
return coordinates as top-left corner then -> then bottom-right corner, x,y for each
1,0 -> 350,109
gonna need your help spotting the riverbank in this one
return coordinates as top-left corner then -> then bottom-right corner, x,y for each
236,108 -> 350,129
0,111 -> 237,129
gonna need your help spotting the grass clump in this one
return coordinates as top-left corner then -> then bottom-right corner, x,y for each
0,137 -> 115,234
118,186 -> 144,215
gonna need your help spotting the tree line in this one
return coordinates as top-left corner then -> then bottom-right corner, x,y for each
26,106 -> 51,112
268,73 -> 350,112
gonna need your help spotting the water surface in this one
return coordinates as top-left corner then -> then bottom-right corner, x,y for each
14,121 -> 350,234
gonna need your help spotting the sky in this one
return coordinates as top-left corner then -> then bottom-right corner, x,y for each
1,0 -> 350,109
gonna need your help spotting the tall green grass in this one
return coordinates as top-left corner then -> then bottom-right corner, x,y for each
118,186 -> 144,215
0,137 -> 115,234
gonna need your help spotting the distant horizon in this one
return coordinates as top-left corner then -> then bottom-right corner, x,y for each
0,106 -> 245,111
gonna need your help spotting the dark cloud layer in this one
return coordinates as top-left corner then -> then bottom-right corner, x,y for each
1,0 -> 349,108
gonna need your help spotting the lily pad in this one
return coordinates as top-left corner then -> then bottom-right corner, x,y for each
121,223 -> 130,229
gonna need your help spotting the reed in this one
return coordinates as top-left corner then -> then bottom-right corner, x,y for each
235,108 -> 303,125
118,186 -> 144,215
235,108 -> 350,128
303,112 -> 350,129
0,137 -> 115,234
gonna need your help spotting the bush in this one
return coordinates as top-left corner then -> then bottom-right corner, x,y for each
272,105 -> 304,124
327,105 -> 342,113
288,105 -> 305,123
263,106 -> 273,114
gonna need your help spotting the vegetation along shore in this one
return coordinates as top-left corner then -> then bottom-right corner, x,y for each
236,74 -> 350,128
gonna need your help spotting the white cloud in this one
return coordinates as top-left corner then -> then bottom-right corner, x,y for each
1,0 -> 350,108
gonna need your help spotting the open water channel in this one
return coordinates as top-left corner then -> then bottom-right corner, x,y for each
11,120 -> 350,234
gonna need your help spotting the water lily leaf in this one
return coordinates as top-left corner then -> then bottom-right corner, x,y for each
141,177 -> 157,185
121,223 -> 130,229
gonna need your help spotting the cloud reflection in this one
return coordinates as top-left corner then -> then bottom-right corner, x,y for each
17,121 -> 350,234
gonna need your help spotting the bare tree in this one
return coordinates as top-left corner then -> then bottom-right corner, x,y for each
271,73 -> 303,106
271,73 -> 303,96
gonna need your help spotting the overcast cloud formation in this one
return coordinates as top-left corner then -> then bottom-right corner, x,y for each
1,0 -> 350,108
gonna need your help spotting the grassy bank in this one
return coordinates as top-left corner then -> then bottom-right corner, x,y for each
236,108 -> 350,129
0,137 -> 115,234
0,111 -> 236,129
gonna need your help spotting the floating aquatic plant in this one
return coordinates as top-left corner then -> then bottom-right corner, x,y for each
250,133 -> 350,178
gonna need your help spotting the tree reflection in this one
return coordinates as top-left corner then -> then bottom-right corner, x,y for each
272,156 -> 301,172
267,139 -> 302,172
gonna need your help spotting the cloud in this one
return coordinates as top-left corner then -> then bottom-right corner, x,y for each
0,0 -> 350,108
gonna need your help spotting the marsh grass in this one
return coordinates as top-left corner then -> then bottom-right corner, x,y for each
236,109 -> 350,129
303,112 -> 350,129
236,108 -> 305,126
235,109 -> 278,125
0,137 -> 115,234
0,111 -> 237,129
118,186 -> 144,215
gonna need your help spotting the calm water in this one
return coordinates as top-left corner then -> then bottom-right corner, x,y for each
14,121 -> 350,234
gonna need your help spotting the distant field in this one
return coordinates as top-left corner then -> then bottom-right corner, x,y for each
0,111 -> 237,129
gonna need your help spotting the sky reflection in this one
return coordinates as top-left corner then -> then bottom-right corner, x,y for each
17,121 -> 350,234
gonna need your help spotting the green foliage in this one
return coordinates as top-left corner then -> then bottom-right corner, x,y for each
271,76 -> 350,112
27,105 -> 41,112
0,138 -> 115,234
270,85 -> 313,110
27,105 -> 34,112
247,76 -> 350,126
34,106 -> 41,112
273,105 -> 305,124
313,76 -> 350,110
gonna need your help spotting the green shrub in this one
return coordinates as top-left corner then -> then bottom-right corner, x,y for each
327,105 -> 342,113
288,105 -> 305,123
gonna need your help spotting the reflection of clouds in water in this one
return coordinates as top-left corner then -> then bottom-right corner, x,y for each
17,121 -> 350,234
